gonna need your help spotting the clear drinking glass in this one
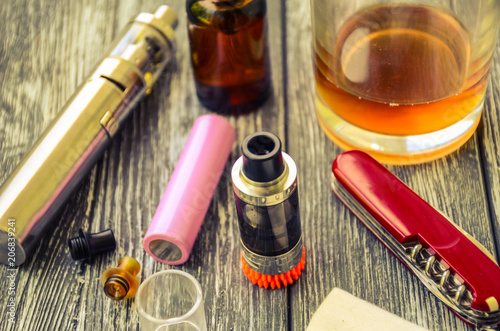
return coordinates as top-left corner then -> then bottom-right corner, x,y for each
311,0 -> 500,164
136,270 -> 207,331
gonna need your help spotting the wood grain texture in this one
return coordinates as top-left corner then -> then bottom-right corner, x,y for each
1,0 -> 500,331
284,1 -> 498,331
0,0 -> 286,330
479,42 -> 500,263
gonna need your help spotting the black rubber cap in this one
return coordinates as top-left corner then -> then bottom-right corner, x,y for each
68,229 -> 116,261
241,132 -> 285,182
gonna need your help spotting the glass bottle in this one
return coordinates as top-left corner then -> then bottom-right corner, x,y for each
187,0 -> 271,115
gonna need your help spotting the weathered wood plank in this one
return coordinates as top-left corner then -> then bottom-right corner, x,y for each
1,0 -> 288,330
478,42 -> 500,262
284,1 -> 495,331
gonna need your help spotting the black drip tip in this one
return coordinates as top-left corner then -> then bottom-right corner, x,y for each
68,229 -> 116,261
241,132 -> 285,182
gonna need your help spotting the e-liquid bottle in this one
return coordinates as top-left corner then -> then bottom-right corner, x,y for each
187,0 -> 271,115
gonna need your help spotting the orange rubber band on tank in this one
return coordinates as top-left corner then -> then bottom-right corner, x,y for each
241,247 -> 306,289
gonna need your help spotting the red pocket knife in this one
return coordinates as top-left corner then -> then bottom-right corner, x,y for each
332,150 -> 500,330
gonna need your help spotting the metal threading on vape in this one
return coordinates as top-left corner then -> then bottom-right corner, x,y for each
241,236 -> 304,275
332,177 -> 500,328
232,149 -> 302,276
232,153 -> 297,207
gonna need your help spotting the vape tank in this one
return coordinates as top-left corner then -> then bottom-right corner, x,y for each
232,132 -> 305,289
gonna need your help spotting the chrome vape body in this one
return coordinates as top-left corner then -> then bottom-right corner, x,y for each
0,6 -> 178,265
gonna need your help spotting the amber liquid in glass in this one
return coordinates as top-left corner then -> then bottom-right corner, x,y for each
314,5 -> 487,136
187,0 -> 271,115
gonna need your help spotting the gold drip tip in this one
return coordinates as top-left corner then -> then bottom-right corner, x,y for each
101,257 -> 141,300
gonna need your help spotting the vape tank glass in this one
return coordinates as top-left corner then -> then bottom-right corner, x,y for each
232,132 -> 305,289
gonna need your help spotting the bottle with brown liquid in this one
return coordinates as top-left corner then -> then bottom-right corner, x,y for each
187,0 -> 271,115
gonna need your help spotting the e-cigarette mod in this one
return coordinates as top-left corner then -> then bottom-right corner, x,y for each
232,132 -> 305,289
0,6 -> 178,265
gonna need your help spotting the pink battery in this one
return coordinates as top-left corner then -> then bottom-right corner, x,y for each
144,114 -> 235,265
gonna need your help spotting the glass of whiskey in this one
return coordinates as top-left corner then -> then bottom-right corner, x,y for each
311,1 -> 500,164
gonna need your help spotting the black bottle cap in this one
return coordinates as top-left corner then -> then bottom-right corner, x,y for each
241,132 -> 285,182
68,229 -> 116,261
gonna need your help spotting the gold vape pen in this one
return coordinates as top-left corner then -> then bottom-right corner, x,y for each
0,6 -> 178,265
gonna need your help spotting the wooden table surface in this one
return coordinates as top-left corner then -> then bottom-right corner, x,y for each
1,1 -> 500,330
